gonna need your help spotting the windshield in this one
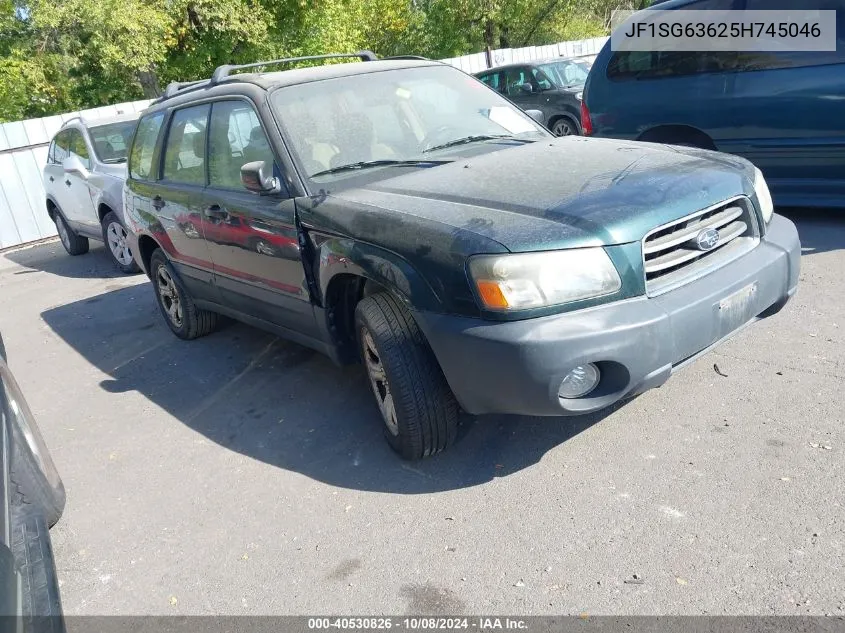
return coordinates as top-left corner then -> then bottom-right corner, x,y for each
88,120 -> 138,163
270,65 -> 548,183
538,60 -> 590,88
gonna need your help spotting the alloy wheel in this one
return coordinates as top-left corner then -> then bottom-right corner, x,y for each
361,328 -> 399,436
553,119 -> 575,136
156,266 -> 183,328
56,217 -> 71,250
107,222 -> 133,266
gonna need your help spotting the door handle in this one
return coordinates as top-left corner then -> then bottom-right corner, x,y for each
152,196 -> 165,211
65,180 -> 71,187
204,204 -> 229,221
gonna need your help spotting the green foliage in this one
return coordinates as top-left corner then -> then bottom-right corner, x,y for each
0,0 -> 618,122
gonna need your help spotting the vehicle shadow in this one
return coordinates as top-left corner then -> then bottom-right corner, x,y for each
41,283 -> 611,494
778,207 -> 845,256
4,240 -> 128,279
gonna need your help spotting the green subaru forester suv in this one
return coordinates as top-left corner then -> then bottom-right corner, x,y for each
124,52 -> 800,460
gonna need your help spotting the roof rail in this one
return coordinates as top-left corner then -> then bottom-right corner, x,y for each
154,51 -> 378,103
162,78 -> 213,99
210,50 -> 378,84
384,55 -> 430,61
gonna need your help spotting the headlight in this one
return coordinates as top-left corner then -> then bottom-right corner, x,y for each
468,248 -> 621,311
753,166 -> 774,224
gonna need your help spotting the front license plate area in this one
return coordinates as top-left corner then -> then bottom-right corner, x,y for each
717,282 -> 758,338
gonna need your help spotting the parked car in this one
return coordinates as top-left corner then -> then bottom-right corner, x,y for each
475,57 -> 589,136
0,331 -> 66,630
44,113 -> 142,273
124,53 -> 799,460
583,0 -> 845,208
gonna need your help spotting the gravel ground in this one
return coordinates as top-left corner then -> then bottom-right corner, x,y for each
0,209 -> 842,616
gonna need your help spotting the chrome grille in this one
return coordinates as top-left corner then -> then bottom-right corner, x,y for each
643,196 -> 759,296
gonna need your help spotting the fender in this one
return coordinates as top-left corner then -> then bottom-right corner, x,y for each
314,237 -> 443,312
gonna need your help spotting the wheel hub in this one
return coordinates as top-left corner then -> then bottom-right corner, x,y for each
156,267 -> 183,328
361,329 -> 398,436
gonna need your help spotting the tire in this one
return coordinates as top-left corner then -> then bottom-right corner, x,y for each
5,370 -> 66,528
551,117 -> 579,137
150,248 -> 218,340
355,292 -> 459,460
101,211 -> 141,274
54,212 -> 89,256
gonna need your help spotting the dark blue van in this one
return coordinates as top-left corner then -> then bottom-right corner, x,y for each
583,0 -> 845,208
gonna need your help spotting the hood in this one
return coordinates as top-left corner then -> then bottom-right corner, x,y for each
334,136 -> 756,252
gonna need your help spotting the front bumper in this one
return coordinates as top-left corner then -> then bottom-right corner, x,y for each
414,214 -> 801,417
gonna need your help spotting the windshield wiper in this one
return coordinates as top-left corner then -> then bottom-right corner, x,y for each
310,159 -> 451,178
423,134 -> 536,154
102,157 -> 127,164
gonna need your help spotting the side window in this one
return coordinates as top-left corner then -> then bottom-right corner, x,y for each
531,68 -> 553,91
208,101 -> 275,190
162,104 -> 210,186
67,129 -> 90,169
479,72 -> 503,92
739,0 -> 844,69
504,67 -> 531,96
53,131 -> 71,164
129,113 -> 164,181
608,0 -> 741,79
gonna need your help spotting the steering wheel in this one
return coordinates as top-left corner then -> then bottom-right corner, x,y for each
419,125 -> 457,152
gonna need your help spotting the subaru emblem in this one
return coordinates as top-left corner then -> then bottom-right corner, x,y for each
695,228 -> 720,251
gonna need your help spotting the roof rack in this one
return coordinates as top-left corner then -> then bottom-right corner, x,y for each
155,51 -> 377,103
211,50 -> 378,84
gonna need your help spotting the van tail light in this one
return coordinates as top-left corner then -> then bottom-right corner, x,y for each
581,101 -> 593,136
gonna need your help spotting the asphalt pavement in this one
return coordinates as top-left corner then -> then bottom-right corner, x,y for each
0,208 -> 842,615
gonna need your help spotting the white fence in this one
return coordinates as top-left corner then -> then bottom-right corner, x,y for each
0,99 -> 152,250
0,36 -> 610,251
443,36 -> 609,74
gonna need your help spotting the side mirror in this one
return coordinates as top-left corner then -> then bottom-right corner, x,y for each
520,83 -> 534,94
62,155 -> 89,180
241,160 -> 281,194
525,109 -> 545,124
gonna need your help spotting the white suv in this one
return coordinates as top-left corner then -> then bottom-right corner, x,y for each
43,113 -> 141,274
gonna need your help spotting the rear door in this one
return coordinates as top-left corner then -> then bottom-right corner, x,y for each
201,99 -> 314,335
477,70 -> 506,96
148,104 -> 218,300
727,0 -> 845,204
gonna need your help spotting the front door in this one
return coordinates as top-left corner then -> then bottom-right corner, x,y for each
202,99 -> 315,336
62,128 -> 99,229
503,66 -> 541,112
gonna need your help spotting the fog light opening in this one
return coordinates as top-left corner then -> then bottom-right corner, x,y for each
558,364 -> 601,399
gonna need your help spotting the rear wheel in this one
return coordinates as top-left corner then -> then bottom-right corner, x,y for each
551,117 -> 578,137
150,249 -> 218,340
102,211 -> 140,274
55,212 -> 89,256
355,292 -> 459,460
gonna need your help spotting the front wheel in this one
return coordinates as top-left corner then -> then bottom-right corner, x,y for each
355,292 -> 459,460
150,249 -> 218,340
102,211 -> 141,274
55,212 -> 89,256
